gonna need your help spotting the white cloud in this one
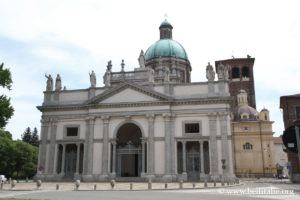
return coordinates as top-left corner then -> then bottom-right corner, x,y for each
31,47 -> 72,62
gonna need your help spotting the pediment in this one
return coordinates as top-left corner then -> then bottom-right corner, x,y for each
101,88 -> 158,103
86,82 -> 171,105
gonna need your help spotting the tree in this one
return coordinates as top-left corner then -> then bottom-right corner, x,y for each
0,63 -> 12,89
0,63 -> 14,129
0,137 -> 14,177
31,127 -> 39,147
0,129 -> 12,140
22,127 -> 32,144
12,140 -> 38,179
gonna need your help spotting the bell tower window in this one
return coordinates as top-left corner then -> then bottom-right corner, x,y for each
232,67 -> 240,79
242,66 -> 249,78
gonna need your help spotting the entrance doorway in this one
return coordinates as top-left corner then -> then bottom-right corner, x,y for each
186,142 -> 200,180
115,123 -> 143,177
65,144 -> 77,177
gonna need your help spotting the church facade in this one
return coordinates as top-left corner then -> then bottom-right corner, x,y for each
37,20 -> 235,182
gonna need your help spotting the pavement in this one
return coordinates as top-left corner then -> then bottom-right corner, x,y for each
0,178 -> 299,200
0,180 -> 238,191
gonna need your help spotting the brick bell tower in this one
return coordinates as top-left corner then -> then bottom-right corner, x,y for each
215,55 -> 256,108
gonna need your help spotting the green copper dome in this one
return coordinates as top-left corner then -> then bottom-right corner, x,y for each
145,39 -> 189,61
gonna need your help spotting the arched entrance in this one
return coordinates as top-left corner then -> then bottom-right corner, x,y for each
116,123 -> 143,177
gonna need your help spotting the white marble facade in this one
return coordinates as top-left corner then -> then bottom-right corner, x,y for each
37,20 -> 235,182
37,65 -> 235,182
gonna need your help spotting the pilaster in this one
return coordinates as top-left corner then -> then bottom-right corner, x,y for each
83,116 -> 95,181
220,113 -> 230,177
208,113 -> 219,180
48,118 -> 58,175
162,113 -> 172,181
111,140 -> 117,178
39,119 -> 50,174
99,115 -> 110,181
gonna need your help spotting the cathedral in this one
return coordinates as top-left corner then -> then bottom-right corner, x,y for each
36,20 -> 236,182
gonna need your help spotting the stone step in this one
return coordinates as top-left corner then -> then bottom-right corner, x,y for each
115,177 -> 148,182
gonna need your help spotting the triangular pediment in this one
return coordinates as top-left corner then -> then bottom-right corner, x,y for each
86,82 -> 172,105
102,88 -> 157,103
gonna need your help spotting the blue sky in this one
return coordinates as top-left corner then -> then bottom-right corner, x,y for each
0,0 -> 300,139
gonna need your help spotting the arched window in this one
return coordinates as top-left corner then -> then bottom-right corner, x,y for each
232,67 -> 240,79
242,66 -> 249,78
243,142 -> 253,150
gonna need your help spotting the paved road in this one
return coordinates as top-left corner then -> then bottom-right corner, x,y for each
0,180 -> 299,200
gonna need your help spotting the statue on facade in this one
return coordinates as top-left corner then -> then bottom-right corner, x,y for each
45,73 -> 53,91
103,61 -> 112,87
206,62 -> 215,82
107,60 -> 112,71
147,67 -> 155,83
103,69 -> 111,87
224,64 -> 230,80
163,66 -> 170,82
217,63 -> 224,80
55,74 -> 62,91
89,70 -> 96,87
138,50 -> 146,68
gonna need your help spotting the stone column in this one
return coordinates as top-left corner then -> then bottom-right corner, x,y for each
199,141 -> 205,178
220,114 -> 229,176
182,141 -> 187,180
61,143 -> 66,176
75,143 -> 81,175
141,140 -> 146,176
83,117 -> 95,181
39,119 -> 49,175
163,113 -> 172,181
111,140 -> 117,177
48,119 -> 58,175
146,114 -> 155,176
209,113 -> 219,180
100,116 -> 110,180
170,114 -> 176,175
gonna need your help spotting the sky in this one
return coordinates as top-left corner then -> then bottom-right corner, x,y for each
0,0 -> 299,139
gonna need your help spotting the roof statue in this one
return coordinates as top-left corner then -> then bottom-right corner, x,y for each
107,60 -> 112,71
147,67 -> 154,83
89,70 -> 96,87
103,61 -> 112,87
45,73 -> 53,91
217,63 -> 229,81
163,66 -> 170,83
224,64 -> 230,80
206,62 -> 215,82
217,63 -> 224,80
55,74 -> 62,91
138,50 -> 146,68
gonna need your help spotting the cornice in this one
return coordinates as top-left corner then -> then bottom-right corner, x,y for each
85,81 -> 172,105
37,96 -> 233,112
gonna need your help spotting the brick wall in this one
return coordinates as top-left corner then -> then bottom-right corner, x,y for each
280,95 -> 300,173
215,57 -> 256,108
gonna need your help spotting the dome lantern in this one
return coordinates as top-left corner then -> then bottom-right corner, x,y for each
159,19 -> 173,39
